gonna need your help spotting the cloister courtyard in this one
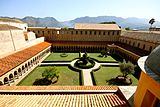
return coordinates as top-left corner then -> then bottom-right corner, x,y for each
18,52 -> 138,86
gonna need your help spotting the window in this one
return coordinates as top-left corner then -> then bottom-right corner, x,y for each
143,44 -> 145,50
48,31 -> 50,34
85,31 -> 87,35
38,31 -> 40,33
117,31 -> 119,35
149,46 -> 152,52
113,31 -> 114,35
94,31 -> 96,35
138,43 -> 140,48
99,31 -> 101,35
108,32 -> 110,35
42,31 -> 44,36
90,31 -> 92,35
76,31 -> 78,35
103,31 -> 105,35
80,31 -> 83,35
71,31 -> 73,35
133,42 -> 135,47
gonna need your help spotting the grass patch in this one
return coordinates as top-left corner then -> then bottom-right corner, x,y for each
93,67 -> 138,86
44,53 -> 79,61
45,53 -> 117,62
88,53 -> 117,62
18,66 -> 79,86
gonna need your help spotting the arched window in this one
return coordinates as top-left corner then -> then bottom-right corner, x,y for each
9,74 -> 14,82
4,77 -> 9,85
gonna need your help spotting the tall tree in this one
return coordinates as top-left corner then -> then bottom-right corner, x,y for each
149,18 -> 155,28
119,60 -> 134,78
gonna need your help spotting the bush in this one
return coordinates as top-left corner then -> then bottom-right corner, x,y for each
75,59 -> 95,69
60,53 -> 68,57
42,66 -> 59,81
119,60 -> 134,78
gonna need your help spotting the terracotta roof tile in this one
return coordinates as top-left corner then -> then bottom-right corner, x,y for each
0,42 -> 51,76
75,23 -> 121,30
0,86 -> 129,107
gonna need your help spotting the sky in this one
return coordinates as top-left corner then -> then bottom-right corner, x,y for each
0,0 -> 160,21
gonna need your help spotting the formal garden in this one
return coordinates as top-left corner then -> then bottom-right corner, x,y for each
18,52 -> 138,86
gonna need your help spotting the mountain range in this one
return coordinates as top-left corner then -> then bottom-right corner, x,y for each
1,16 -> 160,30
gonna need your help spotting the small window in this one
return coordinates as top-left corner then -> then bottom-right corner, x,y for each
138,43 -> 140,48
133,42 -> 135,47
143,44 -> 145,50
76,31 -> 78,35
108,32 -> 110,35
81,31 -> 83,35
94,31 -> 96,35
48,31 -> 50,34
85,31 -> 87,35
90,31 -> 92,35
99,31 -> 101,35
149,46 -> 152,52
103,31 -> 105,35
71,31 -> 73,35
113,32 -> 114,35
117,31 -> 119,35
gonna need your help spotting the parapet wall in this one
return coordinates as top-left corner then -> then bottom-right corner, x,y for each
28,27 -> 121,42
0,30 -> 15,55
0,27 -> 43,58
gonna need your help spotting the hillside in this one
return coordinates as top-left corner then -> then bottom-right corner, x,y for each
1,16 -> 160,30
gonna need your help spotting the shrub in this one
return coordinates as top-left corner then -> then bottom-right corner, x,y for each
42,66 -> 59,81
119,60 -> 134,78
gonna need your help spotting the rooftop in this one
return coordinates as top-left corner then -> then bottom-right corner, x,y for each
75,23 -> 121,30
0,24 -> 22,30
0,42 -> 51,77
0,86 -> 130,107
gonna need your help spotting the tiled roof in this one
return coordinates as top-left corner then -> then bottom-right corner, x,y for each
75,23 -> 121,30
0,42 -> 51,76
0,86 -> 130,107
0,86 -> 117,90
0,24 -> 22,30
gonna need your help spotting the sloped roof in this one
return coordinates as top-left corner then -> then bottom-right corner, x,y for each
75,23 -> 121,30
0,42 -> 51,76
0,24 -> 22,30
0,86 -> 130,107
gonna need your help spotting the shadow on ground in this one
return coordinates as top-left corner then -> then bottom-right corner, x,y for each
106,76 -> 132,86
33,78 -> 57,85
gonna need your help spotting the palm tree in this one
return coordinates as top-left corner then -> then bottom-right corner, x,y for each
42,66 -> 59,82
149,18 -> 155,28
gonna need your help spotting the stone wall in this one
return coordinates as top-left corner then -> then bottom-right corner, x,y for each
28,27 -> 120,42
0,21 -> 27,31
0,30 -> 15,56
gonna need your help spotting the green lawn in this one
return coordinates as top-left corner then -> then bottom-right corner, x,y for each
18,66 -> 79,86
88,53 -> 117,62
93,67 -> 138,86
45,53 -> 117,62
44,53 -> 79,61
